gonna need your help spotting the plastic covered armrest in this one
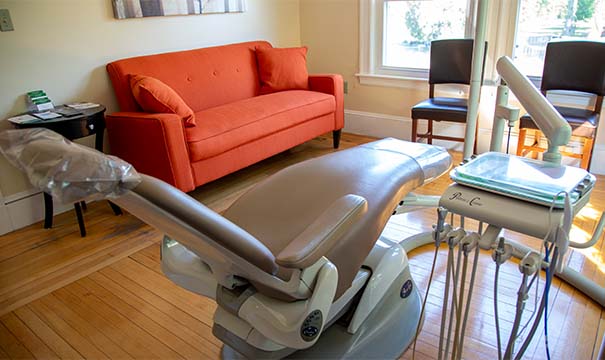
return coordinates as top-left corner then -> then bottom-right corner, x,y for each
276,194 -> 367,269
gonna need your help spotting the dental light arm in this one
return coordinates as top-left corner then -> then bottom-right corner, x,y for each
276,194 -> 368,268
496,56 -> 572,163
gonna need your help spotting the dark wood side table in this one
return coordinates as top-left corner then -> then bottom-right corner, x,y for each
9,104 -> 122,236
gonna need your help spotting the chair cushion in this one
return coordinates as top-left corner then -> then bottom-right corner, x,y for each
519,105 -> 599,138
130,75 -> 196,127
223,138 -> 443,298
411,97 -> 468,122
257,47 -> 309,94
185,90 -> 335,162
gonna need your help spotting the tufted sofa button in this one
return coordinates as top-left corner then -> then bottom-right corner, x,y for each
187,76 -> 192,82
213,71 -> 218,76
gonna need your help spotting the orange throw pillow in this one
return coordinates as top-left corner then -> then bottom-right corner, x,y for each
129,74 -> 196,127
256,47 -> 309,94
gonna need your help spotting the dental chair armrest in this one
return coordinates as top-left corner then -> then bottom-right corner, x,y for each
276,194 -> 367,269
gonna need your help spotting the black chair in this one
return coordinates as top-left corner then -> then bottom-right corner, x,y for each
411,39 -> 487,154
517,41 -> 605,170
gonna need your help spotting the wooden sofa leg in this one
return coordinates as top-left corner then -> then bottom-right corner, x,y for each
333,129 -> 342,149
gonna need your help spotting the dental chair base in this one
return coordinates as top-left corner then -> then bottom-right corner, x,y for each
163,234 -> 422,359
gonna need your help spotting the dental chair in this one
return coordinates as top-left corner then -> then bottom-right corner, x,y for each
0,129 -> 452,359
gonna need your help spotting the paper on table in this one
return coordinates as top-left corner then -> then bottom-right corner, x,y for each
7,114 -> 40,124
33,111 -> 62,120
66,102 -> 99,110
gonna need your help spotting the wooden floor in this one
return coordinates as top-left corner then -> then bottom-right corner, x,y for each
0,133 -> 603,359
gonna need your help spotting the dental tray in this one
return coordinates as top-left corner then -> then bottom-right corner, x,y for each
450,152 -> 595,208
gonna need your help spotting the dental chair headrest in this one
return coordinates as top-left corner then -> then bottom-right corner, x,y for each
0,128 -> 141,204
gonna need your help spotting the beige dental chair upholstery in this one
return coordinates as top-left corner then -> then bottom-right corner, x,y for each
224,140 -> 433,298
132,138 -> 449,299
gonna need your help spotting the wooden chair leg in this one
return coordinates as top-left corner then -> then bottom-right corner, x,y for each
411,118 -> 418,143
580,137 -> 594,170
427,120 -> 433,144
516,128 -> 527,156
532,131 -> 542,159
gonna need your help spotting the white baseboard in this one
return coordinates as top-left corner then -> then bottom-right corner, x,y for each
2,189 -> 73,234
344,109 -> 604,175
0,204 -> 11,236
344,109 -> 494,153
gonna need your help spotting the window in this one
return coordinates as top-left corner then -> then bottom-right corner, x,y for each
513,0 -> 605,78
383,0 -> 473,70
359,0 -> 604,88
358,0 -> 475,86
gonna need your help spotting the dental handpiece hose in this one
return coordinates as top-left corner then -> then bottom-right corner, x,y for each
438,228 -> 465,360
413,208 -> 449,360
438,243 -> 453,360
455,233 -> 480,360
493,237 -> 513,360
444,244 -> 463,359
452,245 -> 470,359
514,248 -> 559,360
504,273 -> 529,360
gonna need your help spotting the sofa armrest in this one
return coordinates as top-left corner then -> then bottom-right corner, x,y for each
105,112 -> 196,192
309,74 -> 345,130
276,194 -> 367,269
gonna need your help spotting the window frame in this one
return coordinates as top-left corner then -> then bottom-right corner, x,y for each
358,0 -> 480,88
357,0 -> 518,88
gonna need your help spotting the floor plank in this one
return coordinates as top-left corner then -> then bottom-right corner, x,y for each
0,311 -> 59,359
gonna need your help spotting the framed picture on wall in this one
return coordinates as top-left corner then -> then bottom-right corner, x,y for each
112,0 -> 246,19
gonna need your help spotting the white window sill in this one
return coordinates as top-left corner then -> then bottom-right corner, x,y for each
355,73 -> 428,89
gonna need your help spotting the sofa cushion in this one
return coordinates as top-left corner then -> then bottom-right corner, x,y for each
130,75 -> 196,127
257,47 -> 309,94
186,90 -> 335,162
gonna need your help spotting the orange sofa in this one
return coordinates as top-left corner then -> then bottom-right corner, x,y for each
105,41 -> 344,192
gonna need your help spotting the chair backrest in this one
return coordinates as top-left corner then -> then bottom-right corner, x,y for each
541,41 -> 605,112
428,39 -> 487,97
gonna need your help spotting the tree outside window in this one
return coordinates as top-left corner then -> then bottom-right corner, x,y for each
514,0 -> 605,77
383,0 -> 469,70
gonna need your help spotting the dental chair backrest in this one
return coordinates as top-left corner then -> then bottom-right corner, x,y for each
0,128 -> 315,299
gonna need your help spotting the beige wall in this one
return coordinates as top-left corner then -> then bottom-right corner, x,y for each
0,0 -> 301,197
300,0 -> 423,115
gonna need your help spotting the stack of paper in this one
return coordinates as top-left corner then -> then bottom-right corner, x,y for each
33,111 -> 62,120
7,114 -> 40,124
66,102 -> 100,110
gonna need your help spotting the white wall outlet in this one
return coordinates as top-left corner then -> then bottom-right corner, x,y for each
0,9 -> 14,32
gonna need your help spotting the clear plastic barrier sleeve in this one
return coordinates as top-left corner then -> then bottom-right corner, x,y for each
0,128 -> 141,204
